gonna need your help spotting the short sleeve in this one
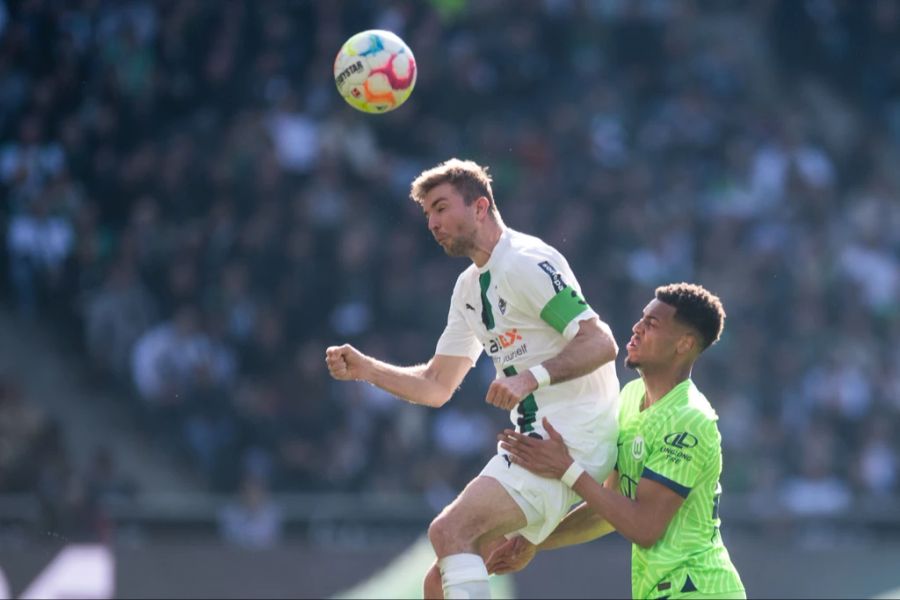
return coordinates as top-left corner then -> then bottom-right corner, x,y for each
510,252 -> 598,341
435,276 -> 483,365
641,416 -> 713,498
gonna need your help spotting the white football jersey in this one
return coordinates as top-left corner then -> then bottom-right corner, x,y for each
436,228 -> 619,455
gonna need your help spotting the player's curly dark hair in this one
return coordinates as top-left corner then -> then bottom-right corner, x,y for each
655,282 -> 726,351
410,158 -> 497,214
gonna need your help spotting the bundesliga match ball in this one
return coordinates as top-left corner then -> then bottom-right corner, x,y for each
333,30 -> 417,114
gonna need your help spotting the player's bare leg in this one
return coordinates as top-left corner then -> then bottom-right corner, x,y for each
424,476 -> 527,599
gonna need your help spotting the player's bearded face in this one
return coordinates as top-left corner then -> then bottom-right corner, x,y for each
424,183 -> 479,258
443,219 -> 478,257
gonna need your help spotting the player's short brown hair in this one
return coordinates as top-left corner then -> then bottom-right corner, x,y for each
410,158 -> 496,213
655,282 -> 726,351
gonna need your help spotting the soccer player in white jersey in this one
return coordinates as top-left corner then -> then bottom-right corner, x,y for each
325,158 -> 620,599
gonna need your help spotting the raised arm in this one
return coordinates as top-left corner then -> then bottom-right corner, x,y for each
325,345 -> 472,408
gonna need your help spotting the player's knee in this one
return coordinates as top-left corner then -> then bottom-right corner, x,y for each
428,513 -> 460,553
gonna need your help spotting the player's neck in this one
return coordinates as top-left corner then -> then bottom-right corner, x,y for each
470,220 -> 504,268
639,364 -> 692,410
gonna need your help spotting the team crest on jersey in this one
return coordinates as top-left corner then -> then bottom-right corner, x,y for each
498,297 -> 507,314
631,435 -> 645,460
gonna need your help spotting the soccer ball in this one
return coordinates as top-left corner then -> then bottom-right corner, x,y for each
333,30 -> 417,114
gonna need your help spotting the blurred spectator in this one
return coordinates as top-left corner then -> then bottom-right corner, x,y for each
84,260 -> 158,380
218,474 -> 283,550
782,423 -> 852,517
34,420 -> 110,543
85,445 -> 139,509
7,196 -> 74,317
0,376 -> 47,492
0,115 -> 65,205
853,415 -> 898,497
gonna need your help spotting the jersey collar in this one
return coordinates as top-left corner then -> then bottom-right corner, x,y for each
641,379 -> 693,413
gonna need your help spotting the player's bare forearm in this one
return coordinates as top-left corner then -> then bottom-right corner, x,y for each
327,345 -> 472,407
568,475 -> 650,546
486,502 -> 615,575
366,354 -> 472,408
542,318 -> 618,385
570,472 -> 682,549
364,359 -> 439,407
501,422 -> 683,549
537,502 -> 616,551
538,472 -> 618,551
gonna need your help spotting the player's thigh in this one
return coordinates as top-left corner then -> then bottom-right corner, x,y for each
433,475 -> 527,543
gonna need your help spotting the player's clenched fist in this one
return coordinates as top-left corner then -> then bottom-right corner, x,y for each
485,371 -> 538,410
325,344 -> 369,381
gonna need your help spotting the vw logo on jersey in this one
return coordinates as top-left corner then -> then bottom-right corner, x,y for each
631,435 -> 645,460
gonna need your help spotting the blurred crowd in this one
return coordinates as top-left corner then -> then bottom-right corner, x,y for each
1,0 -> 898,525
0,375 -> 137,543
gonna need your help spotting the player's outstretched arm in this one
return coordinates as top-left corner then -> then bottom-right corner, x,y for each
325,344 -> 471,408
501,418 -> 684,549
538,478 -> 618,551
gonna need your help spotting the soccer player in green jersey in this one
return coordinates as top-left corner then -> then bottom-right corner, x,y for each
487,283 -> 746,599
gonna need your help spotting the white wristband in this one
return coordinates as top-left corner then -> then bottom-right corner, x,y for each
529,364 -> 551,388
561,462 -> 585,488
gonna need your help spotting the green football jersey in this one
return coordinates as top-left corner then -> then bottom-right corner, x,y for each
616,378 -> 744,599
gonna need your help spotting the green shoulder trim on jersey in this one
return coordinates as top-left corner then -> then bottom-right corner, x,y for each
540,285 -> 590,333
479,271 -> 495,330
504,365 -> 537,433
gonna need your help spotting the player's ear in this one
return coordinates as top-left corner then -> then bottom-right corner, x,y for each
676,333 -> 696,355
475,196 -> 489,218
